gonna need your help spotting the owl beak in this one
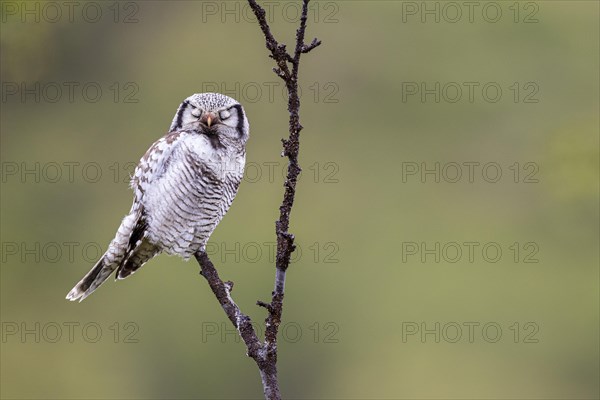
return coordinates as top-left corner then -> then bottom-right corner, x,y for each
201,112 -> 218,127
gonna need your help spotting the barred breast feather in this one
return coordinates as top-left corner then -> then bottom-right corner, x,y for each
66,130 -> 245,301
134,130 -> 245,259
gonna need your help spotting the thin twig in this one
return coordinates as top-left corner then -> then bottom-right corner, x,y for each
195,1 -> 321,399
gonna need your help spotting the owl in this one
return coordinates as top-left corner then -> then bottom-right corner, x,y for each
66,93 -> 249,302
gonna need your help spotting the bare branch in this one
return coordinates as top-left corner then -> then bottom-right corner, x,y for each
195,1 -> 321,399
302,38 -> 322,53
195,253 -> 262,358
247,0 -> 292,79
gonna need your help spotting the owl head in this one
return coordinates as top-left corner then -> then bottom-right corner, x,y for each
169,93 -> 249,143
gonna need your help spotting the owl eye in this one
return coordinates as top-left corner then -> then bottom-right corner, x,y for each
191,109 -> 202,118
219,110 -> 231,120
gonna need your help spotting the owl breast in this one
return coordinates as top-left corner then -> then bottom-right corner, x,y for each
141,133 -> 245,259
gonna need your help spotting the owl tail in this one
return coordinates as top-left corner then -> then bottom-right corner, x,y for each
66,254 -> 118,302
66,209 -> 159,302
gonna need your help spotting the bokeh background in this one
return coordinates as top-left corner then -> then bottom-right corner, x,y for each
1,1 -> 598,399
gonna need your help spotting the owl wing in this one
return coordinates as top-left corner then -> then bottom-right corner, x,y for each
130,130 -> 185,198
114,131 -> 186,279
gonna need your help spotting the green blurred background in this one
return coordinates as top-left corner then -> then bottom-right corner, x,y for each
1,1 -> 598,399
